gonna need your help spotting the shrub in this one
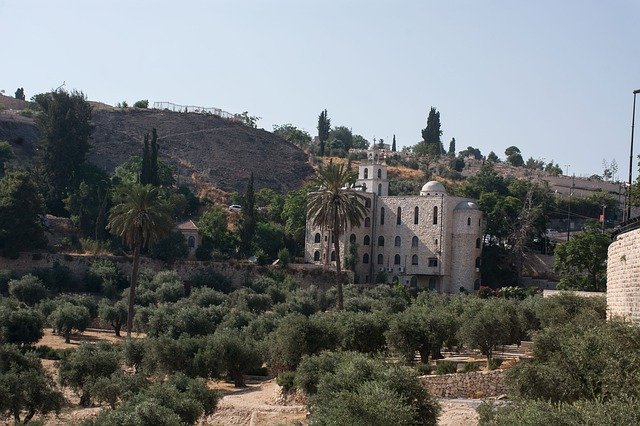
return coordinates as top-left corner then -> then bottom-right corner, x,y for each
462,362 -> 481,373
149,230 -> 189,263
277,248 -> 290,267
8,274 -> 48,305
133,99 -> 149,108
415,363 -> 432,375
435,361 -> 458,375
276,371 -> 297,391
488,358 -> 503,370
190,269 -> 233,293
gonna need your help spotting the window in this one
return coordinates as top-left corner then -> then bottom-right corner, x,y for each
331,251 -> 336,261
380,207 -> 385,225
314,251 -> 320,261
475,257 -> 481,268
433,206 -> 438,225
350,234 -> 356,244
377,254 -> 384,265
410,276 -> 418,287
394,236 -> 401,247
392,275 -> 399,283
412,255 -> 418,265
314,233 -> 321,243
468,217 -> 471,226
188,236 -> 195,248
435,238 -> 438,246
364,235 -> 370,245
378,183 -> 382,195
478,218 -> 481,226
412,236 -> 418,247
365,198 -> 371,208
364,168 -> 368,179
394,254 -> 401,265
414,206 -> 419,224
365,217 -> 371,227
397,207 -> 402,225
474,279 -> 481,290
378,236 -> 385,246
363,253 -> 370,264
428,277 -> 436,290
476,238 -> 481,248
377,168 -> 382,178
428,257 -> 438,267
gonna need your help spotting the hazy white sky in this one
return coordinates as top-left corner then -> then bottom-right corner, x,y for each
2,0 -> 639,178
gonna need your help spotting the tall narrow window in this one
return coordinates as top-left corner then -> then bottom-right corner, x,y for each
378,236 -> 385,246
314,233 -> 321,243
476,238 -> 481,248
377,254 -> 384,265
378,183 -> 382,195
475,257 -> 481,268
433,206 -> 438,225
412,255 -> 418,265
363,253 -> 369,264
365,198 -> 371,208
394,254 -> 401,265
377,168 -> 382,178
397,207 -> 402,225
414,206 -> 419,224
364,168 -> 368,179
412,236 -> 418,247
365,217 -> 371,227
468,217 -> 471,226
380,207 -> 385,225
331,251 -> 336,261
350,234 -> 356,244
364,235 -> 370,245
314,251 -> 320,261
394,236 -> 401,247
188,236 -> 195,248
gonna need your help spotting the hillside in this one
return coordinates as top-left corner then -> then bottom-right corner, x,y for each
0,94 -> 314,196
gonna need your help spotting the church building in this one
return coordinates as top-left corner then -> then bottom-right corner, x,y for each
305,148 -> 484,293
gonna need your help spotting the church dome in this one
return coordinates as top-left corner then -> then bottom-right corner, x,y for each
420,181 -> 447,196
455,201 -> 479,211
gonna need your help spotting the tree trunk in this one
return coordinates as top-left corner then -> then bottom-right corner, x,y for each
334,231 -> 343,310
114,322 -> 121,337
231,370 -> 245,387
64,331 -> 71,344
127,245 -> 141,338
418,347 -> 430,364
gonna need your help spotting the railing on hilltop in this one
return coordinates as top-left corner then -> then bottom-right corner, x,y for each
152,101 -> 240,121
611,216 -> 640,239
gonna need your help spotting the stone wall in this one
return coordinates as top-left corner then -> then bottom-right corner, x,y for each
0,252 -> 340,290
419,370 -> 507,399
607,226 -> 640,322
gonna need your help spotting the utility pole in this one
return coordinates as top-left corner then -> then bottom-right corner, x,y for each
564,164 -> 570,177
601,204 -> 607,234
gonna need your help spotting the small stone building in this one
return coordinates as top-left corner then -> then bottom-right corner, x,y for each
304,148 -> 484,292
176,220 -> 200,258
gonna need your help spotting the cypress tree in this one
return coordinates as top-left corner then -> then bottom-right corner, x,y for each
448,138 -> 456,156
317,109 -> 331,157
392,135 -> 397,152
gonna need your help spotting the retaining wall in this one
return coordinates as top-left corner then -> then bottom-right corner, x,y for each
419,370 -> 507,398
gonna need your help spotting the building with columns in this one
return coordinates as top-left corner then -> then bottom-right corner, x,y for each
305,148 -> 484,292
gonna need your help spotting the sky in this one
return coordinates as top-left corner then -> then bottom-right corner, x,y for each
1,0 -> 639,178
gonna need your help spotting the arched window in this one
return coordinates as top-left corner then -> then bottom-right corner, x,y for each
412,236 -> 418,247
188,236 -> 195,248
428,277 -> 436,290
377,168 -> 382,178
364,168 -> 368,179
350,234 -> 356,244
394,236 -> 401,247
435,238 -> 438,246
331,251 -> 336,261
365,217 -> 371,227
365,198 -> 371,208
394,254 -> 401,265
410,276 -> 418,287
476,238 -> 481,248
397,207 -> 402,225
475,257 -> 481,268
364,235 -> 370,245
433,206 -> 438,225
380,207 -> 385,225
363,253 -> 369,264
378,183 -> 382,195
314,251 -> 320,261
377,254 -> 384,265
314,233 -> 321,243
414,206 -> 419,224
392,275 -> 399,283
412,255 -> 418,265
468,217 -> 472,226
378,236 -> 385,246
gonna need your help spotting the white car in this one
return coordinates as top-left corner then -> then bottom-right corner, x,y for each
228,204 -> 242,212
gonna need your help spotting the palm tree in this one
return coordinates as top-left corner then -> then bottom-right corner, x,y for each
307,162 -> 367,310
107,184 -> 173,337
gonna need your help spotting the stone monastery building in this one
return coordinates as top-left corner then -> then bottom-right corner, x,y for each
305,148 -> 484,293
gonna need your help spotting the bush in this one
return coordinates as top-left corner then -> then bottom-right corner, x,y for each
415,363 -> 432,375
31,262 -> 75,293
276,371 -> 296,391
435,361 -> 458,375
149,231 -> 189,263
190,269 -> 233,293
8,274 -> 48,305
488,358 -> 503,370
133,99 -> 149,108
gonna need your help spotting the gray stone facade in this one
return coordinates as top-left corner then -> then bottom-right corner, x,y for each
607,225 -> 640,321
305,149 -> 483,293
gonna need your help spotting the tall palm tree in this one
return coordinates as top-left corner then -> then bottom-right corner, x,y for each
307,162 -> 367,310
107,184 -> 173,337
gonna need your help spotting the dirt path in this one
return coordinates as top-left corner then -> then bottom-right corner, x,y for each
438,399 -> 480,426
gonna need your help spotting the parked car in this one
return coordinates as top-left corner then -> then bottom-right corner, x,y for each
228,204 -> 242,212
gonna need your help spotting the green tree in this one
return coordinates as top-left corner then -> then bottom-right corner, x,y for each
317,109 -> 331,156
98,300 -> 128,337
459,146 -> 483,160
553,222 -> 610,291
149,230 -> 189,263
505,145 -> 524,167
448,137 -> 456,156
352,134 -> 369,149
238,173 -> 256,256
48,302 -> 91,343
64,163 -> 111,239
0,141 -> 14,178
133,99 -> 149,108
272,124 -> 312,149
392,134 -> 397,152
0,306 -> 44,345
281,187 -> 312,254
328,126 -> 354,155
0,171 -> 46,258
8,274 -> 48,306
107,184 -> 173,337
198,205 -> 235,258
14,87 -> 25,100
307,163 -> 367,309
414,107 -> 444,157
487,151 -> 499,162
35,90 -> 92,214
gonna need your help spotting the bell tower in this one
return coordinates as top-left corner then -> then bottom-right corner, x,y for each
356,148 -> 388,196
